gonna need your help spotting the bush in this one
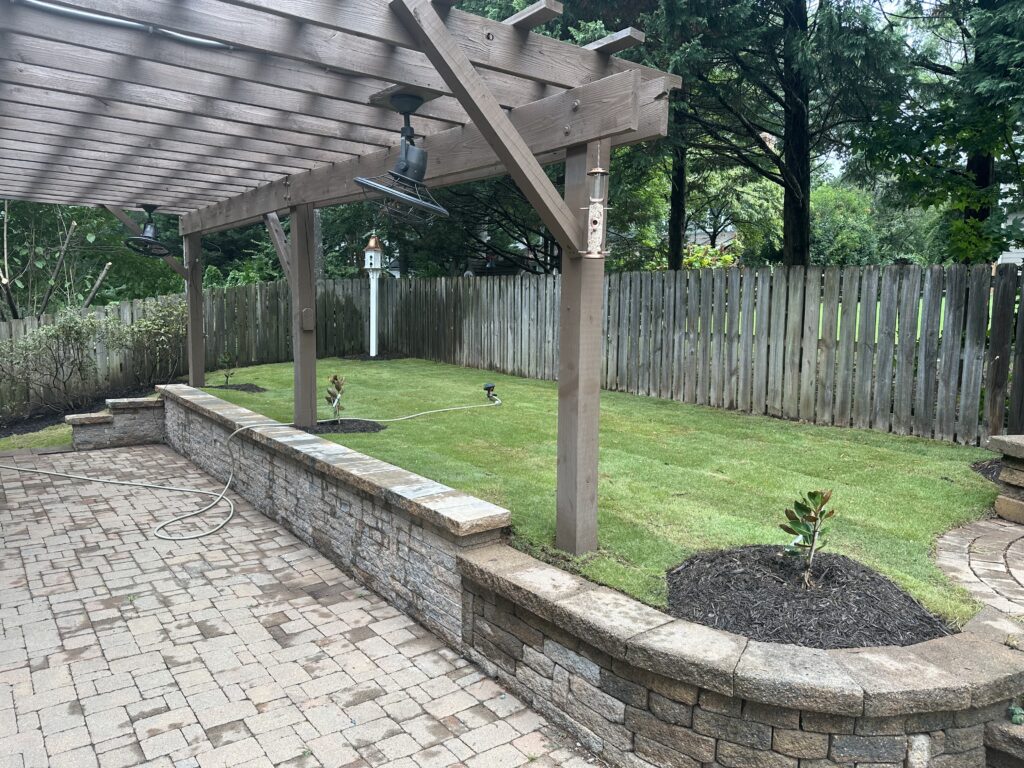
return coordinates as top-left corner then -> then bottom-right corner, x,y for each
0,309 -> 106,420
681,244 -> 736,269
105,298 -> 187,387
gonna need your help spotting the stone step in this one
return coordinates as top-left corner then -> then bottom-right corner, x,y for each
986,721 -> 1024,766
64,410 -> 112,426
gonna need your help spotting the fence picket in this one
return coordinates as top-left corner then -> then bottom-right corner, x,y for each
936,266 -> 968,442
799,267 -> 821,421
984,264 -> 1018,442
871,266 -> 900,433
852,266 -> 879,430
893,267 -> 922,436
957,265 -> 992,445
816,268 -> 841,425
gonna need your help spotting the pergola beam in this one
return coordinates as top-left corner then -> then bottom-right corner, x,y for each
180,70 -> 651,234
263,212 -> 292,282
289,204 -> 318,428
585,28 -> 646,54
504,0 -> 563,30
391,0 -> 579,254
0,5 -> 464,128
0,112 -> 322,175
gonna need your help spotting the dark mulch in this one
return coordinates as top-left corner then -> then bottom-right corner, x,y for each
0,386 -> 154,438
303,420 -> 387,435
666,545 -> 954,649
209,383 -> 268,394
973,457 -> 1002,483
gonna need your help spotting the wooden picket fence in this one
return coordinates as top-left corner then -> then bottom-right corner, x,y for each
4,266 -> 1023,445
381,265 -> 1024,445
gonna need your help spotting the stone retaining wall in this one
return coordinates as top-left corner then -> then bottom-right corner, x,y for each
156,384 -> 509,648
65,397 -> 165,450
460,546 -> 1024,768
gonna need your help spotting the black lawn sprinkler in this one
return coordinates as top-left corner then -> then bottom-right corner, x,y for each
484,383 -> 498,402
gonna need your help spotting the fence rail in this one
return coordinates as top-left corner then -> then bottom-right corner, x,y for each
3,266 -> 1022,445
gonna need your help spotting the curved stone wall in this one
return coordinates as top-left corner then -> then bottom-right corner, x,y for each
459,546 -> 1024,768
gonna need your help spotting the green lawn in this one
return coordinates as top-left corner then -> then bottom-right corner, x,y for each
2,357 -> 996,624
204,358 -> 995,624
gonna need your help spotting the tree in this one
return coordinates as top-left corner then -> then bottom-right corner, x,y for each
655,0 -> 904,266
851,0 -> 1022,262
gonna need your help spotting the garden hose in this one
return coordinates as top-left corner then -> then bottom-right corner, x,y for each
0,388 -> 503,541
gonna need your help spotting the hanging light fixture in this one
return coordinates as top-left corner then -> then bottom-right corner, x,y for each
355,93 -> 449,224
124,204 -> 176,258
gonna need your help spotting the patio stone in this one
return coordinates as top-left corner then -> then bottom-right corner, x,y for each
0,447 -> 599,768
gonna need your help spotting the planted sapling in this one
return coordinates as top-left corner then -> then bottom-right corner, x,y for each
324,374 -> 346,422
780,489 -> 836,589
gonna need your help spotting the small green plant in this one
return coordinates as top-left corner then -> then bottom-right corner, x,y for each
217,352 -> 237,386
1009,701 -> 1024,725
780,489 -> 836,588
324,374 -> 346,421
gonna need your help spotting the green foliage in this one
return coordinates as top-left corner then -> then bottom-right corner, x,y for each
680,245 -> 735,270
217,352 -> 236,387
0,309 -> 105,419
104,299 -> 187,387
780,489 -> 836,588
324,373 -> 346,421
810,185 -> 880,266
1009,702 -> 1024,726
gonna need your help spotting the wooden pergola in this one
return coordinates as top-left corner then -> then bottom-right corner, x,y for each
0,0 -> 678,553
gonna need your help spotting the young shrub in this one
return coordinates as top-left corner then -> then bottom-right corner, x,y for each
217,352 -> 236,386
780,489 -> 836,588
105,298 -> 187,387
324,374 -> 346,421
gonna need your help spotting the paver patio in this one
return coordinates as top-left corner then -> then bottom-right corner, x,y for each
0,446 -> 601,768
937,517 -> 1024,616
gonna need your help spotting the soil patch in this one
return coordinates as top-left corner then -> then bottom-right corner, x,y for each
209,383 -> 268,394
303,420 -> 387,435
666,545 -> 954,649
0,386 -> 154,438
973,457 -> 1002,483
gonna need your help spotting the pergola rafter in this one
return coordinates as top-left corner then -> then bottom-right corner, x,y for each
0,0 -> 679,556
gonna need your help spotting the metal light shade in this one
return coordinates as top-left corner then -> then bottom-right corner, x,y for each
355,139 -> 449,223
124,205 -> 175,258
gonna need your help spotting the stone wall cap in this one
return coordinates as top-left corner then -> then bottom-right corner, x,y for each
459,543 -> 1024,716
65,412 -> 113,425
738,641 -> 864,715
989,434 -> 1024,459
157,384 -> 510,537
106,397 -> 164,411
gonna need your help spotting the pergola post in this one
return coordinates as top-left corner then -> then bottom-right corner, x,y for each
556,140 -> 610,555
289,203 -> 318,428
183,231 -> 205,387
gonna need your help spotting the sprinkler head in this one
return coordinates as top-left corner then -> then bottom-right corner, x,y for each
483,383 -> 497,401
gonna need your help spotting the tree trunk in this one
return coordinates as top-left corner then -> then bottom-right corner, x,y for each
781,0 -> 811,267
668,137 -> 688,270
965,151 -> 995,223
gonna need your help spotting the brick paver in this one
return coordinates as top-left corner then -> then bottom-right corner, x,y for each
937,517 -> 1024,616
0,446 -> 601,768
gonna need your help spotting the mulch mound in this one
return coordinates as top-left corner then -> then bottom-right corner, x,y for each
973,458 -> 1002,483
209,383 -> 268,394
303,420 -> 387,435
666,545 -> 954,649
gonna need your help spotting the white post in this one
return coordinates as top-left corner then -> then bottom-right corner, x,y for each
364,235 -> 384,359
368,270 -> 380,358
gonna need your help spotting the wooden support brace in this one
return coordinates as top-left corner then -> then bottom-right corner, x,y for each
391,0 -> 582,256
556,139 -> 609,555
504,0 -> 563,29
183,232 -> 205,387
585,28 -> 646,54
103,204 -> 187,279
289,204 -> 318,428
263,211 -> 292,282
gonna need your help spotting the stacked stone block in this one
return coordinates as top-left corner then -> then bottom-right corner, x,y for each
65,396 -> 165,450
156,385 -> 508,649
989,436 -> 1024,524
463,577 -> 999,768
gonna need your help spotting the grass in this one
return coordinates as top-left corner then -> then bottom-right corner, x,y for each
0,422 -> 71,452
204,358 -> 994,624
2,357 -> 996,624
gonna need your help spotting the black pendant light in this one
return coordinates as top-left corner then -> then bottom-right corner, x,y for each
124,204 -> 175,258
355,93 -> 449,223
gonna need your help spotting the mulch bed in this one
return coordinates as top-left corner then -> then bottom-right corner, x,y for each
973,457 -> 1002,483
666,545 -> 954,649
303,420 -> 387,435
0,386 -> 154,438
208,383 -> 268,394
